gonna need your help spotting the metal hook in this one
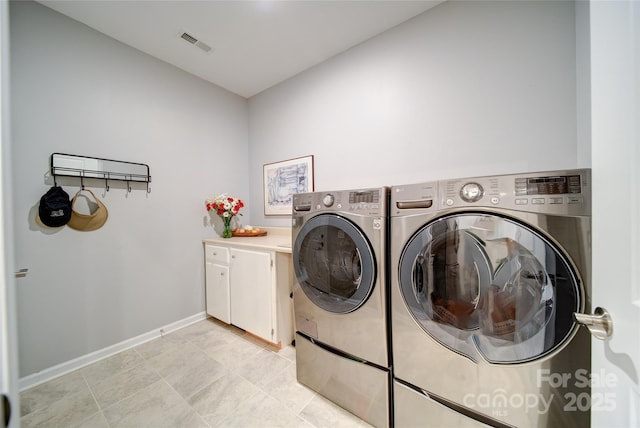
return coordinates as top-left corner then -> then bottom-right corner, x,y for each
80,175 -> 85,190
127,180 -> 131,193
105,177 -> 109,192
53,175 -> 58,187
146,182 -> 151,194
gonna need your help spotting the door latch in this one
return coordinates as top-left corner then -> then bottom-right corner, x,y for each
2,393 -> 11,427
574,307 -> 613,340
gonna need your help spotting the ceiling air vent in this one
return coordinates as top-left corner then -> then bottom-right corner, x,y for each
179,31 -> 213,53
180,32 -> 198,44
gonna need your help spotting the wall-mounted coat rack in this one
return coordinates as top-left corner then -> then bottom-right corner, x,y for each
50,153 -> 151,193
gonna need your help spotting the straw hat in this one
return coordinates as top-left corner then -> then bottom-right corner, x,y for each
67,189 -> 108,231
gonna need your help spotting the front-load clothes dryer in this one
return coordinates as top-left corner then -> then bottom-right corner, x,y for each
292,187 -> 390,428
391,170 -> 592,428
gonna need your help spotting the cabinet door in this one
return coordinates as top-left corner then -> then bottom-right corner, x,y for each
229,248 -> 274,342
205,263 -> 230,323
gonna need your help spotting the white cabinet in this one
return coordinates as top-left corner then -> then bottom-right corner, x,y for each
203,242 -> 293,347
229,248 -> 274,342
204,245 -> 230,323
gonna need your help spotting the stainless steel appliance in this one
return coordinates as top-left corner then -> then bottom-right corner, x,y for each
390,170 -> 592,427
292,187 -> 390,428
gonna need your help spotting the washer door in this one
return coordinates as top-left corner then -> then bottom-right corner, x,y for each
399,212 -> 583,364
293,213 -> 376,314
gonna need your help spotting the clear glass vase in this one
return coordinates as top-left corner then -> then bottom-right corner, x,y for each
222,217 -> 233,238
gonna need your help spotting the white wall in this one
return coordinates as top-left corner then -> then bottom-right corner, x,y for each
248,0 -> 578,226
10,1 -> 249,377
575,0 -> 592,168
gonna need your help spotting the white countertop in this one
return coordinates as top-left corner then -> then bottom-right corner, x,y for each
203,227 -> 292,254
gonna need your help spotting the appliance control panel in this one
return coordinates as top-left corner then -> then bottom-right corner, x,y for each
293,188 -> 387,216
439,169 -> 591,216
514,174 -> 582,196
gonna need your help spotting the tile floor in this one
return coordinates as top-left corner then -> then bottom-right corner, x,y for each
20,318 -> 372,428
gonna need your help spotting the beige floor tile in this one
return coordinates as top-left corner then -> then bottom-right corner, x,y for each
164,356 -> 227,399
75,411 -> 110,428
205,335 -> 264,369
262,363 -> 316,414
87,363 -> 160,409
190,326 -> 242,354
102,379 -> 208,428
300,394 -> 371,428
175,318 -> 229,341
20,318 -> 371,428
135,331 -> 191,360
20,370 -> 88,416
20,387 -> 100,428
81,348 -> 146,386
287,417 -> 317,428
216,389 -> 303,428
233,349 -> 292,388
145,341 -> 210,377
188,372 -> 260,423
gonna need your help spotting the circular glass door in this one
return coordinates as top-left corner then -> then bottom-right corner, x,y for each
399,212 -> 583,364
293,214 -> 376,313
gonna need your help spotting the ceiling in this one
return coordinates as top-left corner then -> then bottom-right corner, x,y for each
36,0 -> 443,98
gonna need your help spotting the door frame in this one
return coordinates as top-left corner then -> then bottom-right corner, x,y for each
0,0 -> 21,426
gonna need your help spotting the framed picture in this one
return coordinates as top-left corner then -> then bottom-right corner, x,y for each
263,155 -> 314,216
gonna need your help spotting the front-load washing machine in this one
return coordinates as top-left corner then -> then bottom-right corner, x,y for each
292,187 -> 390,428
391,169 -> 592,427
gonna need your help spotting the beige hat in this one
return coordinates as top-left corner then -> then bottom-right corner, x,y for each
67,189 -> 108,231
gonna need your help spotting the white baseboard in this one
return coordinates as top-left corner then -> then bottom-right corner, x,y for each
19,312 -> 207,391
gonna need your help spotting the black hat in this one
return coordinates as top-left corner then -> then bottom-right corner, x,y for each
37,186 -> 72,227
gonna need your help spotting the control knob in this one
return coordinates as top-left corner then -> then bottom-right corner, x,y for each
460,182 -> 484,203
322,194 -> 335,207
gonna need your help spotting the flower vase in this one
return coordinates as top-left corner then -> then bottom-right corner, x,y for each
222,218 -> 233,238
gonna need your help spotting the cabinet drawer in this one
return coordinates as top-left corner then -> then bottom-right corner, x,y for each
205,245 -> 230,264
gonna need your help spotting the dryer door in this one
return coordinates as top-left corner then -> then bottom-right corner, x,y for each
399,212 -> 584,364
293,213 -> 376,313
